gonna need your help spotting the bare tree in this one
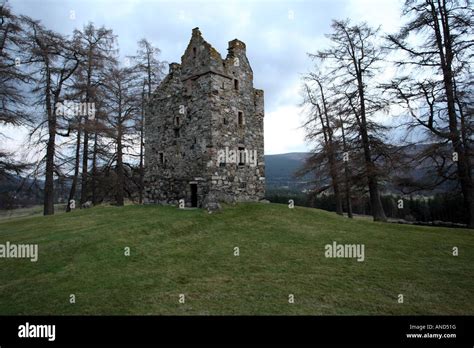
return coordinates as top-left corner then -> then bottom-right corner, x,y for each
23,17 -> 79,215
71,23 -> 116,206
386,0 -> 473,227
310,19 -> 388,222
0,5 -> 31,178
102,65 -> 140,206
301,72 -> 344,215
129,38 -> 165,203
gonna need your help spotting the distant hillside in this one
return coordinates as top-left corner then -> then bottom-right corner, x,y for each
264,145 -> 456,194
264,152 -> 311,190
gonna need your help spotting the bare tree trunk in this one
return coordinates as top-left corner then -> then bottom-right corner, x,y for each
343,163 -> 353,218
138,86 -> 145,204
80,129 -> 89,204
431,0 -> 473,228
44,120 -> 56,215
324,120 -> 343,216
138,119 -> 144,204
357,75 -> 386,222
66,120 -> 81,212
316,81 -> 343,215
332,168 -> 343,215
361,132 -> 386,221
91,127 -> 98,205
80,59 -> 93,205
43,61 -> 55,216
340,116 -> 353,218
116,123 -> 124,206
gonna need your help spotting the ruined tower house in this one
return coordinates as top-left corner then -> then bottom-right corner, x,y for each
144,28 -> 265,209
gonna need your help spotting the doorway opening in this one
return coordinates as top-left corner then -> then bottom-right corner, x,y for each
190,184 -> 198,207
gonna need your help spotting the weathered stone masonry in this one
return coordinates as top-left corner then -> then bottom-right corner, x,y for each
144,28 -> 265,209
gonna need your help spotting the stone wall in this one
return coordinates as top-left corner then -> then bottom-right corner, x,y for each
144,28 -> 265,209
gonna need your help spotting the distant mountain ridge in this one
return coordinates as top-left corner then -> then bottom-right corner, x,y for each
264,145 -> 456,194
264,152 -> 311,190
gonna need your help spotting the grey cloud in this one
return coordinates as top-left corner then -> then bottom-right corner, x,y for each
7,0 -> 376,153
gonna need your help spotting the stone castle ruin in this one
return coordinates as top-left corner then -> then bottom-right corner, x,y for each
144,28 -> 265,209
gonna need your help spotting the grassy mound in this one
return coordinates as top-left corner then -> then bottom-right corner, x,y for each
0,203 -> 472,315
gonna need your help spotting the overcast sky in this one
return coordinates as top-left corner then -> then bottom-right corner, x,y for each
5,0 -> 404,155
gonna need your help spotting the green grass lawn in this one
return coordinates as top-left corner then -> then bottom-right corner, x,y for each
0,204 -> 66,221
0,203 -> 472,315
